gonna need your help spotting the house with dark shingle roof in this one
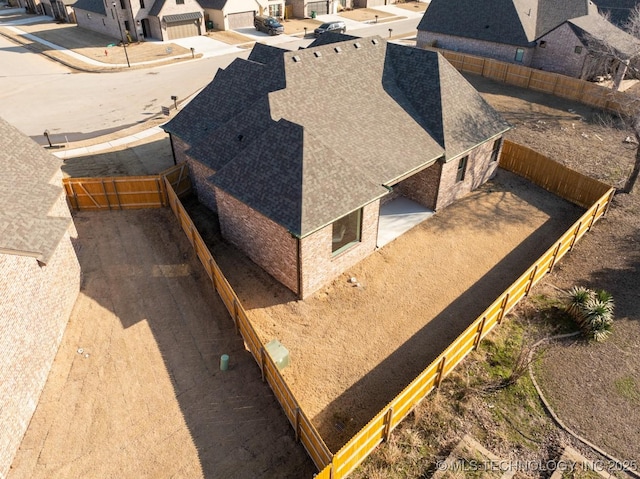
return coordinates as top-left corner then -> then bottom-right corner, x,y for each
74,0 -> 203,42
417,0 -> 640,82
0,117 -> 80,478
162,36 -> 510,298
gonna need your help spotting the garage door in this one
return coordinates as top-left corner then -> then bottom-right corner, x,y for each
166,20 -> 200,40
307,1 -> 328,15
228,11 -> 255,29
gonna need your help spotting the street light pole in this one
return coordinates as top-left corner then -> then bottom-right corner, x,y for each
112,1 -> 131,68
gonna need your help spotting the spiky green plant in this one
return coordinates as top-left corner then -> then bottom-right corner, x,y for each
566,286 -> 591,325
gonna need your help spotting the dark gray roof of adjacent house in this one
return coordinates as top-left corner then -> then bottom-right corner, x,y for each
417,0 -> 596,45
247,42 -> 288,65
0,117 -> 71,264
197,0 -> 228,10
307,31 -> 359,47
569,13 -> 640,58
163,11 -> 202,22
148,0 -> 166,17
592,0 -> 639,26
72,0 -> 106,15
168,37 -> 509,238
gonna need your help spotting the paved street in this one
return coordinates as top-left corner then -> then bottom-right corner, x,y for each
0,7 -> 421,144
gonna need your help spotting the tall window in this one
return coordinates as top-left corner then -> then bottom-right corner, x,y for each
119,0 -> 125,8
140,0 -> 145,7
490,139 -> 502,162
456,156 -> 468,182
331,209 -> 362,255
176,0 -> 184,4
514,48 -> 524,62
269,3 -> 282,17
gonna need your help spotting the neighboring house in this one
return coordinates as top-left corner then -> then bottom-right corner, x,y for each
73,0 -> 204,41
199,0 -> 284,31
417,0 -> 640,81
0,117 -> 80,478
40,0 -> 77,22
162,35 -> 510,299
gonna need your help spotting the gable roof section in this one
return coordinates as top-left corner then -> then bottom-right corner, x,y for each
591,0 -> 638,26
247,42 -> 288,66
418,0 -> 595,45
307,31 -> 360,47
162,58 -> 285,146
210,120 -> 387,237
268,38 -> 445,187
171,37 -> 509,238
568,12 -> 640,58
72,0 -> 106,15
0,117 -> 71,264
197,0 -> 228,9
384,44 -> 511,160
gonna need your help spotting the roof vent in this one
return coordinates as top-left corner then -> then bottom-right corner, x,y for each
354,42 -> 361,49
371,38 -> 379,45
334,46 -> 342,53
292,55 -> 301,62
237,134 -> 243,142
314,51 -> 322,58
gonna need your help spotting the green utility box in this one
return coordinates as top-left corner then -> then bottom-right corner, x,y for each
265,339 -> 290,370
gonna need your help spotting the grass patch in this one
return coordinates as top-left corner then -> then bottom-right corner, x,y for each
614,376 -> 640,404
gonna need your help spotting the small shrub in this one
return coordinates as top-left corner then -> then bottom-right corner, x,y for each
564,287 -> 615,341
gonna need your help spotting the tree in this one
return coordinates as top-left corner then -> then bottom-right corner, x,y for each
585,6 -> 640,193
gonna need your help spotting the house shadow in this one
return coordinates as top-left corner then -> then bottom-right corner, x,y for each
69,210 -> 315,478
312,205 -> 585,451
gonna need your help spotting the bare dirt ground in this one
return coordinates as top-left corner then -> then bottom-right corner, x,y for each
392,1 -> 428,13
8,209 -> 315,479
186,171 -> 583,452
463,74 -> 640,466
339,8 -> 394,22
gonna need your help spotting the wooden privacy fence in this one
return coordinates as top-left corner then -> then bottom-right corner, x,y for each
63,163 -> 191,210
433,49 -> 638,116
162,178 -> 333,472
314,145 -> 615,479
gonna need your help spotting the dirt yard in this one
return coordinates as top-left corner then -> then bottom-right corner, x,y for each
187,171 -> 583,452
463,74 -> 640,466
8,210 -> 315,479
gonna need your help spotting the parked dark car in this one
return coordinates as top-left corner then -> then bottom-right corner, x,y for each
254,16 -> 284,35
313,21 -> 347,37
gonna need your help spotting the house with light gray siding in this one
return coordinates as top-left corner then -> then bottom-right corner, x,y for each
162,36 -> 510,298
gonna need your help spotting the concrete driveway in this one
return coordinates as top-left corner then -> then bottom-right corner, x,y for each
8,209 -> 315,479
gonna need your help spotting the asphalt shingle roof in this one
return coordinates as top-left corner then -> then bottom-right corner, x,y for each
569,12 -> 640,58
72,0 -> 106,15
592,0 -> 639,26
166,36 -> 509,237
0,117 -> 71,264
417,0 -> 595,45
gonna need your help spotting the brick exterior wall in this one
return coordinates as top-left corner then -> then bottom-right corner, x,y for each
435,138 -> 502,210
417,31 -> 535,66
299,201 -> 379,298
0,199 -> 80,478
215,188 -> 300,294
75,8 -> 123,41
397,161 -> 441,210
531,23 -> 588,78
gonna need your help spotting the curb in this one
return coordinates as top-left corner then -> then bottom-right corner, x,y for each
528,333 -> 640,479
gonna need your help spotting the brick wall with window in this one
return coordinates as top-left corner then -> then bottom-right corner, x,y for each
299,200 -> 379,298
531,23 -> 588,78
435,138 -> 502,210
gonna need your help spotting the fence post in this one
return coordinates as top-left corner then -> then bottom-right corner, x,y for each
233,298 -> 239,334
295,407 -> 300,442
209,257 -> 217,292
260,347 -> 266,382
587,203 -> 600,231
383,407 -> 394,442
548,241 -> 562,273
174,197 -> 181,228
474,317 -> 487,349
101,179 -> 111,210
524,265 -> 538,296
112,179 -> 122,209
435,355 -> 447,387
568,221 -> 582,250
497,293 -> 509,324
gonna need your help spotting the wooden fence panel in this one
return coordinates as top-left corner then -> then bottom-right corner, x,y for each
460,54 -> 484,75
504,64 -> 532,88
499,141 -> 611,208
161,163 -> 192,197
528,70 -> 557,93
64,176 -> 166,210
332,413 -> 388,477
482,58 -> 508,82
162,176 -> 333,475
